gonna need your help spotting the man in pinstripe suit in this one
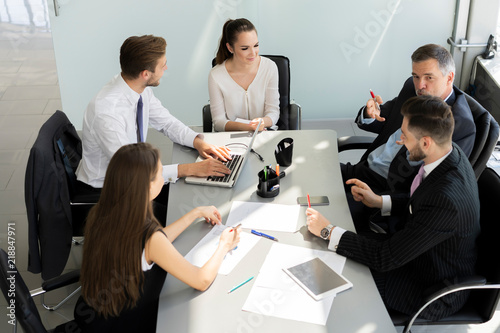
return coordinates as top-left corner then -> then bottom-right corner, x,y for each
343,44 -> 476,235
307,95 -> 480,320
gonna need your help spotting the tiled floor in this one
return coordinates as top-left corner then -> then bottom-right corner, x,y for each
1,1 -> 500,332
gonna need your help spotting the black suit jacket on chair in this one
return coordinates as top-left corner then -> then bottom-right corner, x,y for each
337,144 -> 480,320
354,77 -> 476,192
25,111 -> 79,280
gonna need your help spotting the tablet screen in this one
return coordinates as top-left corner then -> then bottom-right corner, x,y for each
284,257 -> 352,300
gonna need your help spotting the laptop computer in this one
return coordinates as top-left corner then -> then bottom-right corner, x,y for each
184,120 -> 261,188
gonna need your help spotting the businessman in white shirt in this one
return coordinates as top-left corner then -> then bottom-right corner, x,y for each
76,35 -> 231,191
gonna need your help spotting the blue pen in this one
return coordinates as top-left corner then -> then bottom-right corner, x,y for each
228,276 -> 254,294
270,184 -> 280,191
251,230 -> 279,242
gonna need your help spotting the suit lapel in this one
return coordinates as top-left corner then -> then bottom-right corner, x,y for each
446,89 -> 457,106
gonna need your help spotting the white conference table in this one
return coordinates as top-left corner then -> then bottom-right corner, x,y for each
157,129 -> 396,333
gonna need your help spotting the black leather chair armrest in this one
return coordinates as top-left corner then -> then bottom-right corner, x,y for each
71,193 -> 100,205
337,135 -> 375,152
401,276 -> 492,333
424,276 -> 487,301
41,270 -> 80,292
289,102 -> 301,130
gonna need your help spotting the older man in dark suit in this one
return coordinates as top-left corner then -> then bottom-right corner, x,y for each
307,95 -> 480,320
343,44 -> 476,232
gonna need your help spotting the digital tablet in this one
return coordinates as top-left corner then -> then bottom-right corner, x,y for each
283,257 -> 352,301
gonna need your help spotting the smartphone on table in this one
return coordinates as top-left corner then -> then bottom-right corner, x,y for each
297,196 -> 329,206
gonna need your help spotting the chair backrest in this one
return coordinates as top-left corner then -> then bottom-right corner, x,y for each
202,104 -> 213,133
206,55 -> 297,131
469,167 -> 500,320
465,94 -> 489,167
464,94 -> 500,179
0,249 -> 48,333
474,115 -> 499,179
265,55 -> 292,130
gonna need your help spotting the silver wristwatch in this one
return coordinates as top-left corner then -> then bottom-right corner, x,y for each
320,224 -> 334,240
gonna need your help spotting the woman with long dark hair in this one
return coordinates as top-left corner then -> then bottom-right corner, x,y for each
74,143 -> 240,332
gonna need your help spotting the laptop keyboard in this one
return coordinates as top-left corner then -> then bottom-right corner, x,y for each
207,154 -> 243,183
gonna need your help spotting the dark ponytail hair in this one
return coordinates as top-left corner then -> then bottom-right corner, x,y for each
215,18 -> 256,65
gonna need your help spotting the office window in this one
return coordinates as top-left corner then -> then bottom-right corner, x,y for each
0,0 -> 49,27
497,5 -> 500,43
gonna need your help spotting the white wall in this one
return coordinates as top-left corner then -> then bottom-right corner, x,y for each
49,0 -> 456,129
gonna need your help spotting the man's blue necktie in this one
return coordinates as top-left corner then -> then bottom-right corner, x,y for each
137,95 -> 144,142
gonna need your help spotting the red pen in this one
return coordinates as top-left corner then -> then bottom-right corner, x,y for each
370,89 -> 381,111
307,193 -> 311,208
369,89 -> 376,99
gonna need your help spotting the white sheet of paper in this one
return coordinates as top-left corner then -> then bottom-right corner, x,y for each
235,117 -> 252,124
242,243 -> 348,326
235,118 -> 278,130
492,151 -> 500,161
184,224 -> 260,275
225,201 -> 300,233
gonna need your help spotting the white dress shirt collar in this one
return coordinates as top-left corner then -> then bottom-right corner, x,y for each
443,89 -> 453,103
421,147 -> 453,180
117,73 -> 141,104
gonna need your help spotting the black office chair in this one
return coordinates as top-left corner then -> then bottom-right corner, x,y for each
338,93 -> 500,179
391,167 -> 500,332
0,248 -> 80,333
203,55 -> 301,132
25,111 -> 97,309
464,94 -> 500,179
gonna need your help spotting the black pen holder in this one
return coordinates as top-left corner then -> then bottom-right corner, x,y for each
275,137 -> 294,167
257,168 -> 283,198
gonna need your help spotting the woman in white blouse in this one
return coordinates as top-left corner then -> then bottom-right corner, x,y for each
208,18 -> 280,132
